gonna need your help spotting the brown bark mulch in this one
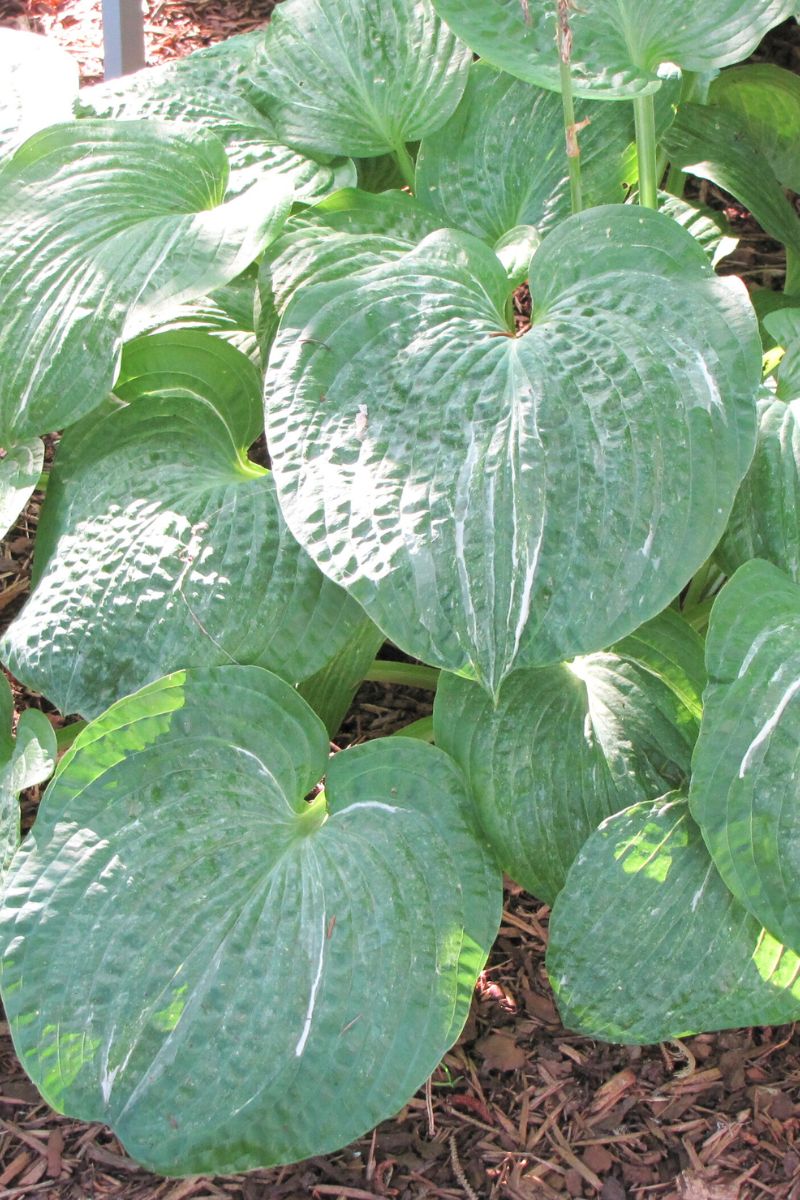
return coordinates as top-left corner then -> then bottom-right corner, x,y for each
0,3 -> 799,1197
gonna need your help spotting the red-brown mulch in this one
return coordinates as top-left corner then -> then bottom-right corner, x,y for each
0,0 -> 279,83
0,2 -> 799,1197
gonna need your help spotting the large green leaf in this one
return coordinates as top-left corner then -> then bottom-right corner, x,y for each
258,187 -> 443,356
710,64 -> 800,193
0,121 -> 291,443
77,33 -> 355,200
662,103 -> 800,260
0,28 -> 78,159
246,0 -> 471,157
547,795 -> 800,1043
690,560 -> 800,955
0,675 -> 56,875
434,610 -> 703,903
0,667 -> 501,1174
429,0 -> 793,99
0,439 -> 43,541
416,64 -> 638,245
716,396 -> 800,581
266,206 -> 760,694
1,333 -> 363,719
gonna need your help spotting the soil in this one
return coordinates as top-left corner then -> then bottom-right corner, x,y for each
0,3 -> 799,1198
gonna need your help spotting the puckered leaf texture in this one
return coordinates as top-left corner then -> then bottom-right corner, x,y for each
0,668 -> 501,1174
266,205 -> 759,693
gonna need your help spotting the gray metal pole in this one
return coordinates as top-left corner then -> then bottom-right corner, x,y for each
102,0 -> 146,79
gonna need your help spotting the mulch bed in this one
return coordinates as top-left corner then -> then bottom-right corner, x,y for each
0,2 -> 799,1197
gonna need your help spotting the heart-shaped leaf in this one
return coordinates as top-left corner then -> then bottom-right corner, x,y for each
0,667 -> 501,1174
434,609 -> 704,902
547,795 -> 800,1043
430,0 -> 794,98
416,62 -> 672,245
0,120 -> 291,442
690,560 -> 800,955
0,675 -> 56,875
0,28 -> 78,159
78,33 -> 356,200
716,396 -> 800,581
246,0 -> 471,158
1,333 -> 363,719
0,438 -> 43,541
709,64 -> 800,193
266,205 -> 760,694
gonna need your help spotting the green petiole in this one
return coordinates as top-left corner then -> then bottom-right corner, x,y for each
365,660 -> 440,691
55,719 -> 87,753
633,94 -> 659,209
556,0 -> 583,215
392,141 -> 416,191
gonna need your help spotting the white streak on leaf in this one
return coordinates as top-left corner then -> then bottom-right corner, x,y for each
99,1024 -> 135,1105
690,863 -> 714,913
295,912 -> 327,1058
100,1024 -> 117,1105
334,800 -> 400,818
739,678 -> 800,778
737,625 -> 788,679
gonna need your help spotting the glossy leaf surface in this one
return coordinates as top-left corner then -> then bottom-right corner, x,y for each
247,0 -> 471,157
548,796 -> 800,1043
258,188 -> 442,356
691,560 -> 800,955
266,206 -> 760,693
429,0 -> 793,98
0,668 -> 501,1174
434,610 -> 704,902
1,333 -> 362,718
78,33 -> 355,200
135,271 -> 260,365
416,64 -> 637,244
0,121 -> 291,441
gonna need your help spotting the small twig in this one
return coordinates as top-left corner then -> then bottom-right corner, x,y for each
424,1075 -> 436,1138
449,1135 -> 479,1200
365,1128 -> 377,1184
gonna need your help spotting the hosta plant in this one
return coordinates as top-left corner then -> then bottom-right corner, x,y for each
0,0 -> 799,1177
